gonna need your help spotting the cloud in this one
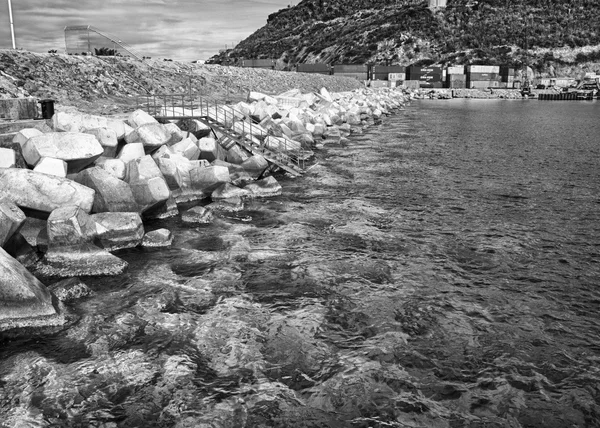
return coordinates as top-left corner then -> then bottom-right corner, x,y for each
0,0 -> 294,61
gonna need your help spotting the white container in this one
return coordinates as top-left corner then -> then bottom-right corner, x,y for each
388,73 -> 405,81
466,65 -> 500,73
447,66 -> 464,75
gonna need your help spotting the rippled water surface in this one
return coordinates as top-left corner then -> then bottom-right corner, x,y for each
2,99 -> 600,427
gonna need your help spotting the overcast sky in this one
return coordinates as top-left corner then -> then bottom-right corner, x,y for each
0,0 -> 295,61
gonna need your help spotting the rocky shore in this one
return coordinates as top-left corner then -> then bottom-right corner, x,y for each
0,76 -> 409,334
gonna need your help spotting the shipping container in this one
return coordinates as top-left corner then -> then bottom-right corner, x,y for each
296,63 -> 331,74
468,80 -> 501,89
447,79 -> 466,89
499,66 -> 515,77
446,74 -> 466,88
467,72 -> 500,81
372,65 -> 406,74
466,65 -> 500,74
334,72 -> 369,81
408,74 -> 443,82
408,66 -> 442,75
388,73 -> 405,81
372,73 -> 389,81
419,82 -> 444,89
333,64 -> 369,73
447,66 -> 465,75
370,80 -> 388,88
241,59 -> 275,68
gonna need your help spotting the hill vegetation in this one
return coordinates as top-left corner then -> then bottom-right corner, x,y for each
210,0 -> 600,75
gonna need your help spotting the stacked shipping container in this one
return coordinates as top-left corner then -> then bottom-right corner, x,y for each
466,65 -> 502,89
333,64 -> 369,81
406,66 -> 443,88
240,59 -> 275,69
371,65 -> 406,81
446,65 -> 466,88
296,63 -> 331,75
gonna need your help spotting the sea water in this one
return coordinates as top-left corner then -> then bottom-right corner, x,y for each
1,99 -> 600,427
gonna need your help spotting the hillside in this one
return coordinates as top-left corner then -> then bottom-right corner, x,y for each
0,50 -> 363,115
210,0 -> 600,76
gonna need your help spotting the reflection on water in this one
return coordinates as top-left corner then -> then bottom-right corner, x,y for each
2,99 -> 600,427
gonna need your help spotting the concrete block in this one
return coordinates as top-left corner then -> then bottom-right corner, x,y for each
0,148 -> 16,168
33,157 -> 68,178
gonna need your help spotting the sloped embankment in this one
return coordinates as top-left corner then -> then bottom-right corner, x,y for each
0,50 -> 363,115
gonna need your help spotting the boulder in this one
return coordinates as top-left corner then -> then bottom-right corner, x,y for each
33,157 -> 68,178
117,142 -> 145,163
163,123 -> 185,145
125,155 -> 163,183
0,147 -> 16,168
176,119 -> 211,139
12,128 -> 43,148
190,165 -> 230,194
213,160 -> 253,185
211,183 -> 251,200
52,111 -> 130,140
143,196 -> 179,220
92,212 -> 144,251
0,199 -> 26,248
84,127 -> 118,157
155,154 -> 193,191
198,137 -> 224,162
0,168 -> 95,214
19,217 -> 47,251
129,178 -> 170,213
74,167 -> 138,213
181,206 -> 214,224
125,123 -> 171,149
244,176 -> 282,198
142,228 -> 173,247
95,157 -> 126,180
241,155 -> 269,179
2,232 -> 40,270
171,137 -> 200,160
22,132 -> 104,173
225,145 -> 250,164
0,246 -> 61,332
127,109 -> 158,128
38,243 -> 128,278
47,205 -> 97,247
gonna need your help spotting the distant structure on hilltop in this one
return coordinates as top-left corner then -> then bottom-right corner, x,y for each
428,0 -> 447,11
63,25 -> 144,60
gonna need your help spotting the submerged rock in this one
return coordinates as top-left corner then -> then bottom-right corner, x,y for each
48,277 -> 93,303
181,206 -> 214,224
142,228 -> 173,247
37,243 -> 128,278
244,176 -> 282,198
92,212 -> 144,251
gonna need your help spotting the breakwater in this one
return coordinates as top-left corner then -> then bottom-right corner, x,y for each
0,86 -> 408,335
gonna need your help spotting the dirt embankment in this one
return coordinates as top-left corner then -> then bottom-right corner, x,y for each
0,50 -> 363,115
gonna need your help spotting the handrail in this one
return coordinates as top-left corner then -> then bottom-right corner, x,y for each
136,93 -> 306,171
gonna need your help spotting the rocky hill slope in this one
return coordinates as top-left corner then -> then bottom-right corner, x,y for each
211,0 -> 600,76
0,50 -> 363,115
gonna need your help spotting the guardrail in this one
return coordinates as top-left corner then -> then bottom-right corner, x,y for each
136,93 -> 308,172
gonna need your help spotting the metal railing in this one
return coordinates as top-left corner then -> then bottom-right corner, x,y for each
136,93 -> 308,172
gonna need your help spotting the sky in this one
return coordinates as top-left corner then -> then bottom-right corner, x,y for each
0,0 -> 296,62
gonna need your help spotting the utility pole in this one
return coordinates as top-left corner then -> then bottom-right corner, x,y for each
7,0 -> 16,49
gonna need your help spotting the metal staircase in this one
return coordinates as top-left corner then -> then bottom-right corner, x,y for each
136,94 -> 307,176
